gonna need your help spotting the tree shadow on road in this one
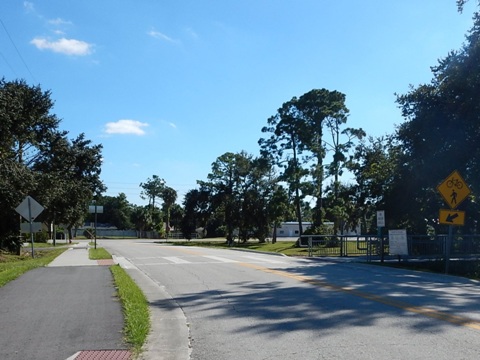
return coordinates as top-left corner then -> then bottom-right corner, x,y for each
148,260 -> 480,338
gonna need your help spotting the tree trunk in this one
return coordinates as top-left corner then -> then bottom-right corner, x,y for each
291,135 -> 303,236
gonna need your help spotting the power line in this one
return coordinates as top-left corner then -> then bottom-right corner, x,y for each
0,17 -> 37,83
0,49 -> 18,77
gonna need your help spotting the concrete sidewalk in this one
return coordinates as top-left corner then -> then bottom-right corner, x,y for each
48,241 -> 113,267
0,241 -> 131,360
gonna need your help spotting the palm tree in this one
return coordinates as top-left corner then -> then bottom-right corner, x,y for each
161,186 -> 177,236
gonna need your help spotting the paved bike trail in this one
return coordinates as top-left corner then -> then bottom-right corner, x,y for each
0,242 -> 131,360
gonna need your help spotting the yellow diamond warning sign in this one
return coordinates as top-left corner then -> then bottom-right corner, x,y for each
437,170 -> 471,209
439,209 -> 465,226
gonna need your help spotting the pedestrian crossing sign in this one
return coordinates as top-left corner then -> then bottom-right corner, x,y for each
437,170 -> 471,209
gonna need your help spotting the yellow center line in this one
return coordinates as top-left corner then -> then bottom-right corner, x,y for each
239,262 -> 480,331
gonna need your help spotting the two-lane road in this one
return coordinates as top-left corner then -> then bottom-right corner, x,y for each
101,239 -> 480,359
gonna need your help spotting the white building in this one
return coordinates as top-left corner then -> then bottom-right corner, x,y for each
275,221 -> 361,237
275,222 -> 313,237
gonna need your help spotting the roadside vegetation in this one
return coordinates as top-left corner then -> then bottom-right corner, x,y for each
0,248 -> 67,287
30,242 -> 71,248
87,246 -> 150,354
110,265 -> 150,354
168,240 -> 306,256
167,239 -> 370,257
89,247 -> 113,260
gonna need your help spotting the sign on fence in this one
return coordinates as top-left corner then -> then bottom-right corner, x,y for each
388,229 -> 408,256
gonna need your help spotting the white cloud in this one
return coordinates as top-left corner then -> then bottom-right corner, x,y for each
31,37 -> 93,56
169,122 -> 177,129
48,18 -> 73,26
104,120 -> 149,136
147,29 -> 177,43
23,1 -> 34,12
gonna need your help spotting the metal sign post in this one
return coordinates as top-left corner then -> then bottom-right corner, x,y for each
28,197 -> 34,257
94,204 -> 98,250
437,170 -> 471,274
89,204 -> 103,249
377,211 -> 385,262
15,196 -> 44,258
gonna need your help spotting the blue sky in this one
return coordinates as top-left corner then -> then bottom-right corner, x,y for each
1,1 -> 477,206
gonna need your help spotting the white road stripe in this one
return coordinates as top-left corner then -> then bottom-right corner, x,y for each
164,256 -> 191,264
203,255 -> 238,263
241,255 -> 286,264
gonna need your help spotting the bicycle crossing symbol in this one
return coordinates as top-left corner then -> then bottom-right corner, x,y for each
437,170 -> 471,209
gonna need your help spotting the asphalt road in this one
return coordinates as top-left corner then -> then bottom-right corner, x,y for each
101,239 -> 480,360
0,265 -> 125,360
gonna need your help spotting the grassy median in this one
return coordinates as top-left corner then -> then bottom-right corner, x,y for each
169,240 -> 306,255
88,247 -> 113,260
89,247 -> 150,354
110,264 -> 150,353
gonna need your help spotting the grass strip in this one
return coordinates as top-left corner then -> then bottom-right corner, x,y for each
169,240 -> 309,256
89,247 -> 112,260
110,265 -> 150,354
0,248 -> 67,287
167,239 -> 368,257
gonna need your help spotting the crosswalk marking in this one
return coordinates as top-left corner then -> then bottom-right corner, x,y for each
202,255 -> 239,263
241,255 -> 286,264
130,254 -> 288,266
163,256 -> 191,264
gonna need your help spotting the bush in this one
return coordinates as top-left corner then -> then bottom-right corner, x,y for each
0,233 -> 22,254
303,224 -> 335,236
20,231 -> 49,243
35,231 -> 49,243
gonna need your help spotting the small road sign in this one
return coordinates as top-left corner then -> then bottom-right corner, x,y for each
377,210 -> 385,227
439,209 -> 465,226
437,170 -> 471,209
89,205 -> 104,213
15,196 -> 44,221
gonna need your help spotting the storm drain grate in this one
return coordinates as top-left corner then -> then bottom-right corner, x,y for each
74,349 -> 132,359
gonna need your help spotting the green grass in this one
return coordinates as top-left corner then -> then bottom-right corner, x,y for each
26,242 -> 73,248
167,238 -> 371,257
0,248 -> 68,287
1,246 -> 151,354
89,247 -> 113,260
111,265 -> 150,353
168,240 -> 310,256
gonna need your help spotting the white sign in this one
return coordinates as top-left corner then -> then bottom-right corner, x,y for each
388,229 -> 408,256
15,196 -> 44,221
377,210 -> 385,227
89,205 -> 104,213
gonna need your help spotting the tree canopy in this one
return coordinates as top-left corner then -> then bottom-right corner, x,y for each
393,8 -> 480,232
0,79 -> 104,250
